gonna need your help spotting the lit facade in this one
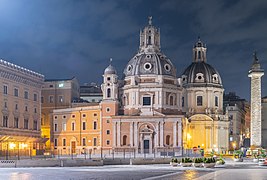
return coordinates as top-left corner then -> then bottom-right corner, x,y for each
101,17 -> 183,155
52,106 -> 101,154
41,77 -> 80,150
0,59 -> 44,156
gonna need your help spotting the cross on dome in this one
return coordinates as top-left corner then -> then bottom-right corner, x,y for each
148,16 -> 152,26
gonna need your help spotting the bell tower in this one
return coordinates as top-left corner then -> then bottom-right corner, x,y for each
101,58 -> 119,101
101,59 -> 119,149
248,52 -> 264,147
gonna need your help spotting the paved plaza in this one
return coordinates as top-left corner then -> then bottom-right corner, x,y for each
0,160 -> 267,180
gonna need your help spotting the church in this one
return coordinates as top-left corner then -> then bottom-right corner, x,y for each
100,17 -> 229,155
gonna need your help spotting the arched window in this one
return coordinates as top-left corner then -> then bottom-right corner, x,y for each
123,135 -> 127,146
166,135 -> 170,145
198,51 -> 201,60
107,88 -> 111,98
170,95 -> 174,106
197,96 -> 203,106
148,36 -> 151,45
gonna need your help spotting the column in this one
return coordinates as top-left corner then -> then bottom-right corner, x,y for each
154,122 -> 159,147
134,122 -> 138,148
117,122 -> 121,147
149,134 -> 153,154
173,121 -> 177,147
130,122 -> 133,147
160,121 -> 164,147
178,121 -> 182,147
113,122 -> 117,147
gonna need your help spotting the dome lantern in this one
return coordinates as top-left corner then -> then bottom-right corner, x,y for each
192,37 -> 207,63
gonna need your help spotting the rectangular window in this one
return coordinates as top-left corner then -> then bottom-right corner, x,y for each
41,97 -> 44,103
49,96 -> 54,103
34,93 -> 38,101
4,101 -> 7,108
197,96 -> 203,106
93,138 -> 97,146
3,116 -> 8,127
63,138 -> 66,146
82,138 -> 86,146
3,85 -> 8,95
14,117 -> 19,128
71,122 -> 75,131
215,96 -> 218,107
107,130 -> 110,135
182,97 -> 184,107
107,140 -> 110,145
143,97 -> 151,106
14,88 -> 19,97
54,123 -> 58,132
58,95 -> 64,103
33,120 -> 38,130
25,106 -> 28,112
54,138 -> 58,147
34,108 -> 37,113
62,122 -> 66,131
93,121 -> 97,130
24,91 -> 29,99
24,119 -> 29,129
82,122 -> 86,130
15,104 -> 18,110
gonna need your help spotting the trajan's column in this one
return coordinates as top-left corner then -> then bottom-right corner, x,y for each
248,52 -> 264,147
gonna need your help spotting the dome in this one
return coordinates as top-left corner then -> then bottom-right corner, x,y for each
104,64 -> 117,75
123,52 -> 176,77
182,62 -> 222,87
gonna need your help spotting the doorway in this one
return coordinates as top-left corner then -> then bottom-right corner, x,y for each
144,140 -> 149,153
71,141 -> 76,154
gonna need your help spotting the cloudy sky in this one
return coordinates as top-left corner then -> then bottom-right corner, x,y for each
0,0 -> 266,100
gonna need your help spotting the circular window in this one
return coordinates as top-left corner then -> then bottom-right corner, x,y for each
144,63 -> 152,71
183,77 -> 186,81
106,107 -> 110,112
134,56 -> 137,60
198,76 -> 202,80
214,77 -> 217,81
164,64 -> 171,71
127,65 -> 132,72
146,55 -> 151,59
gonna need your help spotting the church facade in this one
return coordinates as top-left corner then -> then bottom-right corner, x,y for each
101,17 -> 229,154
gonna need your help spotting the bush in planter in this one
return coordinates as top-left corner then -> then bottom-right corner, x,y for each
182,157 -> 193,163
203,157 -> 216,168
259,149 -> 266,158
181,157 -> 193,167
193,158 -> 204,167
171,158 -> 178,163
233,150 -> 244,159
216,154 -> 225,165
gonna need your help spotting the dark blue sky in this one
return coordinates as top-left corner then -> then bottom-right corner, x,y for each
0,0 -> 267,100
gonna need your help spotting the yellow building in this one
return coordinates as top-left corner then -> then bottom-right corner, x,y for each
0,59 -> 45,157
52,105 -> 101,155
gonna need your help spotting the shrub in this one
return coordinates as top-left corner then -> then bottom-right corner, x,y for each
233,150 -> 243,159
182,157 -> 193,163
